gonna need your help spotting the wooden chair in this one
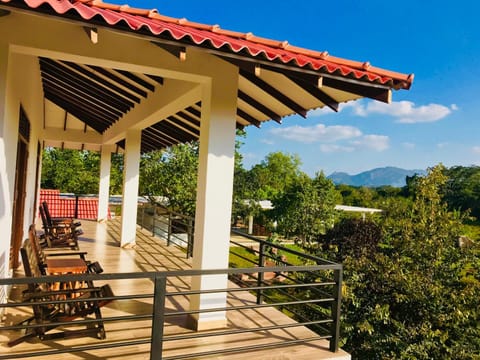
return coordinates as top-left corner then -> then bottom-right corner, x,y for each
39,204 -> 80,249
7,239 -> 113,347
41,201 -> 82,229
28,225 -> 103,275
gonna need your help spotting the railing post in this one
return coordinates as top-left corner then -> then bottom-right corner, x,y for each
74,195 -> 79,219
256,242 -> 265,304
167,211 -> 172,246
151,205 -> 156,237
330,267 -> 343,352
187,218 -> 193,258
151,275 -> 167,360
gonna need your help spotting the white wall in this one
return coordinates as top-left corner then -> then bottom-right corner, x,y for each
0,47 -> 44,281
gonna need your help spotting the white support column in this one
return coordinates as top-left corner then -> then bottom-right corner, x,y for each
189,71 -> 238,330
120,129 -> 141,247
97,144 -> 113,222
248,215 -> 254,235
0,42 -> 10,280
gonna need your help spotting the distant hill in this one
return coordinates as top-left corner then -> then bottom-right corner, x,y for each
327,167 -> 426,187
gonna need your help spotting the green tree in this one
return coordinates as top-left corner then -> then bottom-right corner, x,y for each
443,165 -> 480,220
316,165 -> 480,359
249,152 -> 303,200
139,142 -> 198,216
109,153 -> 124,195
42,148 -> 124,195
41,148 -> 100,194
272,172 -> 340,242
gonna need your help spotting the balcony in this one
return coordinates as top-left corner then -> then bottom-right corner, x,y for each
0,216 -> 350,359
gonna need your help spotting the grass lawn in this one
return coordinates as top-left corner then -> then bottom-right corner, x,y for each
229,243 -> 307,268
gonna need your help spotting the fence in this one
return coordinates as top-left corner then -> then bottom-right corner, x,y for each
0,264 -> 342,359
137,203 -> 194,258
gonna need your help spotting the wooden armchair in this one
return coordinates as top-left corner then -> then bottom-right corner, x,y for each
41,201 -> 82,229
7,239 -> 113,347
39,204 -> 80,249
28,225 -> 103,275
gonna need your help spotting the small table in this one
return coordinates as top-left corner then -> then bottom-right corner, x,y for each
46,258 -> 88,294
46,258 -> 87,274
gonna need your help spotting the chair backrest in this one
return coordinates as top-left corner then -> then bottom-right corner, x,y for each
39,203 -> 50,230
20,235 -> 45,297
27,225 -> 48,271
42,201 -> 54,226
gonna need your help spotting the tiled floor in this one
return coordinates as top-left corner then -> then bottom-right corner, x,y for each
0,218 -> 350,359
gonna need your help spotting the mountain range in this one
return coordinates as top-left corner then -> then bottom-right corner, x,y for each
327,167 -> 426,187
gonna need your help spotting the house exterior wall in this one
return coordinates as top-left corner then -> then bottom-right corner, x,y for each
0,46 -> 43,282
0,10 -> 239,325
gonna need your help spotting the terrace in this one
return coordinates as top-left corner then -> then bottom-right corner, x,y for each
0,215 -> 350,359
0,1 -> 412,359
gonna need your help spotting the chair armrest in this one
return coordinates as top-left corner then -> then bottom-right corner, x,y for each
43,249 -> 87,255
43,250 -> 88,259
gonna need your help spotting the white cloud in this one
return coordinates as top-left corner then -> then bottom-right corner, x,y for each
437,142 -> 449,149
309,99 -> 455,124
269,123 -> 362,143
402,142 -> 415,149
268,123 -> 390,153
350,135 -> 389,151
260,138 -> 274,145
472,146 -> 480,154
320,144 -> 355,153
353,100 -> 455,123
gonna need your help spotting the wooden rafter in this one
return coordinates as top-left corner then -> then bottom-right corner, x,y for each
40,58 -> 133,112
287,76 -> 339,112
63,61 -> 141,103
239,69 -> 307,118
115,69 -> 156,92
237,109 -> 261,128
87,65 -> 148,98
238,90 -> 282,123
220,56 -> 392,104
41,73 -> 125,119
176,111 -> 200,128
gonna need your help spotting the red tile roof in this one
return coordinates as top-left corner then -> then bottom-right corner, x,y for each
0,0 -> 413,90
39,189 -> 111,220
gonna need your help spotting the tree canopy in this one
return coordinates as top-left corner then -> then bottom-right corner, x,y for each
139,142 -> 198,216
316,165 -> 480,359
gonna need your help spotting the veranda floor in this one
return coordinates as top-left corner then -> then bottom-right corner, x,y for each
0,218 -> 350,360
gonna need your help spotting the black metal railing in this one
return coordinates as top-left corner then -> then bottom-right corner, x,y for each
0,264 -> 342,359
229,229 -> 342,349
137,203 -> 194,258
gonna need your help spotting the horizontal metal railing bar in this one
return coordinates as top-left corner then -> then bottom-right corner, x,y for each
0,265 -> 338,285
0,292 -> 129,308
231,229 -> 340,266
161,335 -> 331,360
1,313 -> 154,331
0,338 -> 153,359
165,297 -> 335,318
163,319 -> 333,342
0,290 -> 154,308
165,281 -> 333,297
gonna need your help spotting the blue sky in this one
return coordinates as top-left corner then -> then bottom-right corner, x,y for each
127,0 -> 480,175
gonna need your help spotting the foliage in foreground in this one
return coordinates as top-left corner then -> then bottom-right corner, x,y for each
312,165 -> 480,359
